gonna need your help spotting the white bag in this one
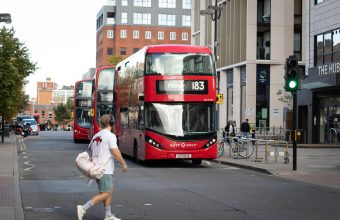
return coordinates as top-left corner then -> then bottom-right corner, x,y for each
75,151 -> 106,179
75,139 -> 111,180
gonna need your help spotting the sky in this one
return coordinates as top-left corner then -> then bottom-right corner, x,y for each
0,0 -> 107,99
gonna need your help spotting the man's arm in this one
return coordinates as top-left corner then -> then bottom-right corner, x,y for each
111,148 -> 128,172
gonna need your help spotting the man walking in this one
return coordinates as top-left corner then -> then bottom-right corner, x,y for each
77,114 -> 128,220
240,118 -> 250,138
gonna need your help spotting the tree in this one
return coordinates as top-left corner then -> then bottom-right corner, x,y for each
107,55 -> 125,66
61,85 -> 74,90
53,99 -> 73,130
276,89 -> 293,107
0,27 -> 37,142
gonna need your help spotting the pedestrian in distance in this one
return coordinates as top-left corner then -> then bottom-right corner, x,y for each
77,114 -> 128,220
224,120 -> 235,138
240,118 -> 250,138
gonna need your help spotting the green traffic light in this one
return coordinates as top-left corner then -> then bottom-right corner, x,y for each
288,80 -> 298,89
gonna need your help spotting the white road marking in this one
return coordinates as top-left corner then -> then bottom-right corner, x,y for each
309,165 -> 335,168
144,204 -> 152,206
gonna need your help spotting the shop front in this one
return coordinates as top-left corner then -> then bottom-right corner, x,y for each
301,61 -> 340,144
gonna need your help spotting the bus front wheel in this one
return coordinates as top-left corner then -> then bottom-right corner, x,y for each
192,159 -> 202,165
133,140 -> 140,164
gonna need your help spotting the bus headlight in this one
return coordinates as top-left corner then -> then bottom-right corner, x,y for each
203,136 -> 217,149
145,136 -> 163,149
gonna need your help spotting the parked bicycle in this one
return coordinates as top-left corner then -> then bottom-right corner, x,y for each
217,135 -> 254,158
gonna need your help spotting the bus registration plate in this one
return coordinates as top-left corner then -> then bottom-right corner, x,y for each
176,154 -> 192,158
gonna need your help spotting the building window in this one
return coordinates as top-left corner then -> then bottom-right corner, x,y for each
158,14 -> 176,26
42,111 -> 45,118
333,29 -> 340,62
120,30 -> 127,38
159,0 -> 176,8
170,32 -> 176,40
107,18 -> 115,25
122,0 -> 128,6
314,29 -> 340,65
315,0 -> 325,5
134,0 -> 151,7
120,47 -> 126,55
107,48 -> 113,55
108,0 -> 116,6
182,32 -> 188,41
133,13 -> 151,25
97,14 -> 103,30
158,31 -> 164,40
48,113 -> 52,119
182,0 -> 191,9
107,30 -> 114,39
133,30 -> 140,39
145,31 -> 152,39
133,48 -> 139,53
121,12 -> 128,24
182,15 -> 191,26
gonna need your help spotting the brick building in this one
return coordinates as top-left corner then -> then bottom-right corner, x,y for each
96,0 -> 192,67
32,78 -> 73,128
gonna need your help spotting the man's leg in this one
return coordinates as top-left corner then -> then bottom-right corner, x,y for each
104,193 -> 113,218
91,192 -> 111,205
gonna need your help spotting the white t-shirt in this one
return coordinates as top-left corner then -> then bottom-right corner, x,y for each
90,129 -> 118,174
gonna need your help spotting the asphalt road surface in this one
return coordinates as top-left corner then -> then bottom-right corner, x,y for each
17,131 -> 340,220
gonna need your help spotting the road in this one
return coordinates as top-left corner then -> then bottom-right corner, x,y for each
18,131 -> 340,220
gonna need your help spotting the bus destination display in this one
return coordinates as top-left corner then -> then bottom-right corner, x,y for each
156,80 -> 208,94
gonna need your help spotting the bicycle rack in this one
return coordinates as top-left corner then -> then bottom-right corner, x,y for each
264,140 -> 289,164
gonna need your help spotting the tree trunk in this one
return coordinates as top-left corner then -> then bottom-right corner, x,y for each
1,117 -> 4,143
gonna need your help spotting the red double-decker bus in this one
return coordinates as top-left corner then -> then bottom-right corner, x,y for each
116,45 -> 217,165
90,66 -> 117,138
73,79 -> 93,142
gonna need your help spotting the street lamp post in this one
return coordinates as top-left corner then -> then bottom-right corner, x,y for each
0,13 -> 12,24
200,1 -> 222,128
200,3 -> 222,60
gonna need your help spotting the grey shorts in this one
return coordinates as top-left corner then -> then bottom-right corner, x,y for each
96,174 -> 113,192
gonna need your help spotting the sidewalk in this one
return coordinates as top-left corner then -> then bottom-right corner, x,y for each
0,135 -> 24,220
216,144 -> 340,190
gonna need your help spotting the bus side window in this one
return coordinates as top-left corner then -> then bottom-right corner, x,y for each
137,105 -> 145,130
120,107 -> 128,129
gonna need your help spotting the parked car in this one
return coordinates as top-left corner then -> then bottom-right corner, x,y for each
22,119 -> 39,135
15,115 -> 34,134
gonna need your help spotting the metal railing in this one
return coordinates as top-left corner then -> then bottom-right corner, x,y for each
218,134 -> 290,164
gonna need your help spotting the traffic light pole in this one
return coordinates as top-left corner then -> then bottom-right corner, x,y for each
292,91 -> 297,171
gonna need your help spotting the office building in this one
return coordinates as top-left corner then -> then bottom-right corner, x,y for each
96,0 -> 192,67
299,0 -> 340,143
192,0 -> 305,133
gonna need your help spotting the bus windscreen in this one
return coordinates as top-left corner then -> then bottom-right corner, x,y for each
145,103 -> 216,137
145,53 -> 215,76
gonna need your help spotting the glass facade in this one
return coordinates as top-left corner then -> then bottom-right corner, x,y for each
315,28 -> 340,65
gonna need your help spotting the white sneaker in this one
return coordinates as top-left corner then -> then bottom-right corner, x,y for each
104,214 -> 121,220
77,205 -> 86,220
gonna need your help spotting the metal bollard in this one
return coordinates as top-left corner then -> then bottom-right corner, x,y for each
254,141 -> 260,162
284,142 -> 290,164
228,141 -> 232,158
265,142 -> 268,164
275,141 -> 278,162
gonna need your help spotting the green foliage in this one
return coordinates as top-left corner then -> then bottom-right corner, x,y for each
61,85 -> 74,90
107,55 -> 125,66
277,89 -> 293,106
0,27 -> 37,121
53,99 -> 73,127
